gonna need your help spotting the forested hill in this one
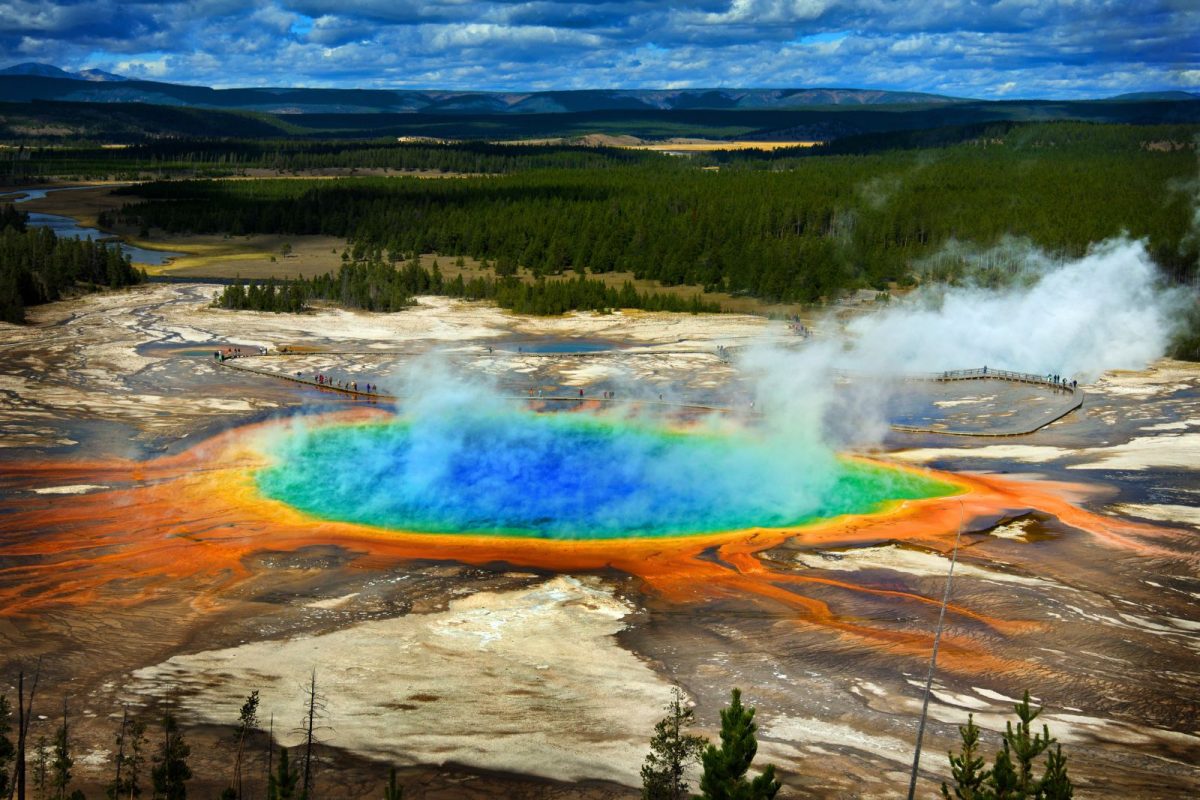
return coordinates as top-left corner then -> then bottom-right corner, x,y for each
0,75 -> 962,113
1,95 -> 1197,143
113,123 -> 1198,303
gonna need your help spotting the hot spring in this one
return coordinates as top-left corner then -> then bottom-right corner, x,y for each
256,410 -> 958,539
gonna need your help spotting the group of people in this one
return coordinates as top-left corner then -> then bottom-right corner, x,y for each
212,343 -> 384,396
214,347 -> 244,362
213,345 -> 269,362
1046,374 -> 1077,391
311,373 -> 378,394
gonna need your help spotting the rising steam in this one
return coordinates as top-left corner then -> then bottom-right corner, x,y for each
739,236 -> 1190,447
840,238 -> 1189,379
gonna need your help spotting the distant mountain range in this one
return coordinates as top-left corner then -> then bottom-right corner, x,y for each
0,62 -> 127,82
1105,90 -> 1200,102
0,63 -> 970,114
2,63 -> 1195,116
0,63 -> 1196,143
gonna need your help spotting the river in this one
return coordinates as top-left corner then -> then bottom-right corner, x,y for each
9,186 -> 185,266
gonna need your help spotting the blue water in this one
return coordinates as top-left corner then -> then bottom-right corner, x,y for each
501,340 -> 615,354
256,413 -> 956,539
8,186 -> 183,266
26,213 -> 183,266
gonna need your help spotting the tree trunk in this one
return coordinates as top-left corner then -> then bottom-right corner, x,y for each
14,672 -> 23,800
265,716 -> 273,800
113,708 -> 127,800
302,673 -> 315,800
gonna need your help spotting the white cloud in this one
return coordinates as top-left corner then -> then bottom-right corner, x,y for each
113,55 -> 168,77
0,0 -> 1195,96
428,22 -> 604,51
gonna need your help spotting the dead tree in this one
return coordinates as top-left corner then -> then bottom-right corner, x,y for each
12,665 -> 41,800
296,671 -> 328,800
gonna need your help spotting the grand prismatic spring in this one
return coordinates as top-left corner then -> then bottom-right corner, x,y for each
256,411 -> 959,539
1,282 -> 1198,799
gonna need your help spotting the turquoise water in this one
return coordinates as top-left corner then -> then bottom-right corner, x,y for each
256,412 -> 956,540
500,340 -> 614,353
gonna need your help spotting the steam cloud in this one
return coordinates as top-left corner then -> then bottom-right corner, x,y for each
740,236 -> 1189,447
840,238 -> 1188,379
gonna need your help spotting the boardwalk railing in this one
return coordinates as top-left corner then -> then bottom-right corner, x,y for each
925,367 -> 1077,392
212,356 -> 742,413
892,367 -> 1084,437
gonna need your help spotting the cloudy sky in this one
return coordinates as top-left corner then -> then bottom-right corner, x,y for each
0,0 -> 1196,98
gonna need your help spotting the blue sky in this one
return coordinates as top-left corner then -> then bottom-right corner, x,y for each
0,0 -> 1196,98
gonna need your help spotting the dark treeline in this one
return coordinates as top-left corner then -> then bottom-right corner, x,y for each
0,205 -> 145,324
0,674 -> 1073,800
3,94 -> 1198,146
0,139 -> 661,180
115,123 -> 1198,305
216,259 -> 720,316
701,120 -> 1199,163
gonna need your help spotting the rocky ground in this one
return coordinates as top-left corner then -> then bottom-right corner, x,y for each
0,285 -> 1197,799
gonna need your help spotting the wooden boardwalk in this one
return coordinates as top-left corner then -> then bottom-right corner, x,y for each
890,369 -> 1083,437
212,352 -> 1083,436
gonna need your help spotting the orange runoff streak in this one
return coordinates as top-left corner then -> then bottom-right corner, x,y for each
0,412 -> 1185,679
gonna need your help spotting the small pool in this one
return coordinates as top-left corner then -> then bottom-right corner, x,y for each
499,339 -> 616,354
135,341 -> 221,357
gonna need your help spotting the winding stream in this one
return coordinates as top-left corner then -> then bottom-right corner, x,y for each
8,186 -> 185,266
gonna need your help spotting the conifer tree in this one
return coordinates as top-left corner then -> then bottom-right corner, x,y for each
32,736 -> 49,800
107,707 -> 128,800
1005,691 -> 1054,796
298,671 -> 325,800
231,692 -> 260,800
640,687 -> 707,800
267,749 -> 297,800
151,706 -> 190,800
697,689 -> 781,800
107,712 -> 147,800
1040,744 -> 1073,800
940,714 -> 990,800
382,767 -> 402,800
50,702 -> 71,800
942,690 -> 1074,800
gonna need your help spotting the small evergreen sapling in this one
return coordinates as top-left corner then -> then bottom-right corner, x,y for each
382,767 -> 402,800
942,690 -> 1075,800
267,748 -> 298,800
697,689 -> 781,800
151,706 -> 191,800
940,714 -> 990,800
